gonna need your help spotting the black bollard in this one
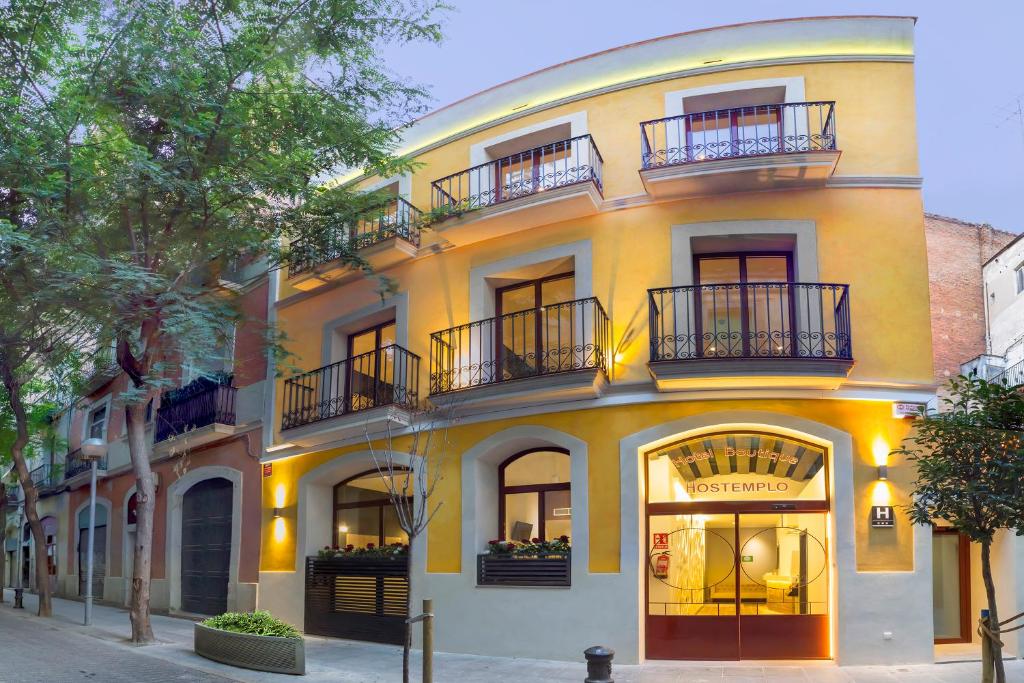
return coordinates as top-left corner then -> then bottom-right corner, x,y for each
583,645 -> 614,683
13,588 -> 23,609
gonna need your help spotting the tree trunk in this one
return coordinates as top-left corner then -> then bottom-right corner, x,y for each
0,484 -> 6,601
403,534 -> 413,683
125,400 -> 156,643
1,373 -> 52,616
981,539 -> 1006,683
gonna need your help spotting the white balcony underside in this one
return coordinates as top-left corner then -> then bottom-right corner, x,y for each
639,150 -> 841,199
290,237 -> 418,292
649,357 -> 854,391
280,405 -> 415,452
429,182 -> 603,249
429,368 -> 608,414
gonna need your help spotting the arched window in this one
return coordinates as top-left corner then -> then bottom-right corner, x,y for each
499,449 -> 571,542
333,469 -> 411,548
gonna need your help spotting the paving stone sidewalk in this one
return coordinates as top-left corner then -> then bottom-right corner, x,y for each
1,589 -> 1022,682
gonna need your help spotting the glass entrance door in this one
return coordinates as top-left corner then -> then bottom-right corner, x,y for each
647,511 -> 830,660
933,527 -> 971,643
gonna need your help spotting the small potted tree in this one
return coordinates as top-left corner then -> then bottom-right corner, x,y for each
194,610 -> 305,675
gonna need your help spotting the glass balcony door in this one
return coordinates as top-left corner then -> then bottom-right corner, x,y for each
695,253 -> 794,358
346,321 -> 397,412
496,273 -> 575,380
684,105 -> 783,161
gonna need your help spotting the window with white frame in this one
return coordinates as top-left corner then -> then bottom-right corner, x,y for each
1015,263 -> 1023,295
87,404 -> 107,440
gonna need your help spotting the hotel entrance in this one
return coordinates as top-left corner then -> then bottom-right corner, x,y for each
645,432 -> 831,660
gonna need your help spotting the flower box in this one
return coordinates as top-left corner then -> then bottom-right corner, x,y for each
476,552 -> 571,587
194,622 -> 305,675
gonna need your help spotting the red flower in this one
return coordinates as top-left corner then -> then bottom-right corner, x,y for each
559,535 -> 569,543
366,543 -> 375,549
345,544 -> 355,552
331,544 -> 339,550
531,537 -> 541,543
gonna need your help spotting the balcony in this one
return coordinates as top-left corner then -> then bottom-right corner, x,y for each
647,282 -> 853,390
429,135 -> 604,247
154,376 -> 238,452
289,197 -> 422,292
280,345 -> 420,447
429,297 -> 610,410
992,359 -> 1024,389
65,448 -> 107,482
80,346 -> 120,394
638,101 -> 840,199
28,464 -> 61,495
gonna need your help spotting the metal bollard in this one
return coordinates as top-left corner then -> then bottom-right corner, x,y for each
584,645 -> 614,683
13,588 -> 23,609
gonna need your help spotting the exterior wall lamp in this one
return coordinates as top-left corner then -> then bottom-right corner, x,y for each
272,507 -> 283,518
877,463 -> 889,481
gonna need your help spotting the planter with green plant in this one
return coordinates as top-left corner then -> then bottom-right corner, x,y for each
194,611 -> 305,675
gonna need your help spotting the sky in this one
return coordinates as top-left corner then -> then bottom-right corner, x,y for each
380,1 -> 1024,233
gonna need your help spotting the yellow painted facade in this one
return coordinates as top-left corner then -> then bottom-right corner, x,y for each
260,17 -> 938,663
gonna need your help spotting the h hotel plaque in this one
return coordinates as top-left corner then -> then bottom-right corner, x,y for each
870,505 -> 895,528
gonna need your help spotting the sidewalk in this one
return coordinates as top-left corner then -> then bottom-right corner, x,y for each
1,589 -> 1022,682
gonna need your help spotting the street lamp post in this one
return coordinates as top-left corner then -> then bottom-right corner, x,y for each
80,438 -> 108,626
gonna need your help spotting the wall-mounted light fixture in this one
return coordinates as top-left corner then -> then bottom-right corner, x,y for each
877,462 -> 888,481
272,508 -> 283,518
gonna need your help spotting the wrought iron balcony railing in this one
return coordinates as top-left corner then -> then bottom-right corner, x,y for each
640,101 -> 837,169
29,464 -> 60,491
281,344 -> 420,430
648,282 -> 852,362
289,197 -> 422,277
431,134 -> 604,215
992,359 -> 1024,388
429,297 -> 610,395
155,376 -> 237,443
65,448 -> 106,480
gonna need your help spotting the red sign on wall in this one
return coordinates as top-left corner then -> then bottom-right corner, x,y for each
652,532 -> 669,550
262,463 -> 273,478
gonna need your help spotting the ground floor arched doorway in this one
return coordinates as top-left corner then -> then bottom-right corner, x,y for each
77,507 -> 107,598
645,430 -> 831,660
181,477 -> 233,615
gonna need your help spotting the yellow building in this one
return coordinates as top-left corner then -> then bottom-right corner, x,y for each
258,16 -> 944,665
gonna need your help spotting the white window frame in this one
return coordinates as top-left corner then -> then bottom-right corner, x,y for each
81,395 -> 112,443
1015,263 -> 1024,295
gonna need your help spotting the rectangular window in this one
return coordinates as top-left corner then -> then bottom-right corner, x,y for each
87,405 -> 107,440
1015,264 -> 1023,294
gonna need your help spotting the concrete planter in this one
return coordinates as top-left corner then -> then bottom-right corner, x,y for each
194,622 -> 305,675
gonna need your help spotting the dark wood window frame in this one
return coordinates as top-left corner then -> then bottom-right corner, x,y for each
498,448 -> 571,542
494,272 -> 575,382
933,526 -> 972,644
684,105 -> 784,160
693,251 -> 796,358
344,319 -> 397,412
332,467 -> 410,548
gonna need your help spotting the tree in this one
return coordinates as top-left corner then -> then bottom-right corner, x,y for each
898,375 -> 1024,683
1,0 -> 444,641
366,407 -> 452,683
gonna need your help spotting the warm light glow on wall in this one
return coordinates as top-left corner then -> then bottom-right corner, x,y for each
870,480 -> 892,507
871,437 -> 890,467
274,484 -> 287,509
273,517 -> 287,542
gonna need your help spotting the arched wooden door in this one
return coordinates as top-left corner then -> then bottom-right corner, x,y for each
181,478 -> 233,615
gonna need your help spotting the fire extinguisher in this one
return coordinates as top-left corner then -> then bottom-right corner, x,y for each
654,553 -> 670,578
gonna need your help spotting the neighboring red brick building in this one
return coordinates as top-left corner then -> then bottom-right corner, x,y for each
924,213 -> 1017,385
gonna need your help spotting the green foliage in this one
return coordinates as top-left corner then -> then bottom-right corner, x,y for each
0,0 -> 447,396
202,611 -> 301,639
897,375 -> 1024,542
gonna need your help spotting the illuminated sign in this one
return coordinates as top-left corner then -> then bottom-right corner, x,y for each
673,446 -> 799,467
262,463 -> 273,478
870,505 -> 895,528
652,533 -> 669,550
892,402 -> 926,419
687,481 -> 790,496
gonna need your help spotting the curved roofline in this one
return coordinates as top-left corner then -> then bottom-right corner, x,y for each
414,15 -> 917,124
